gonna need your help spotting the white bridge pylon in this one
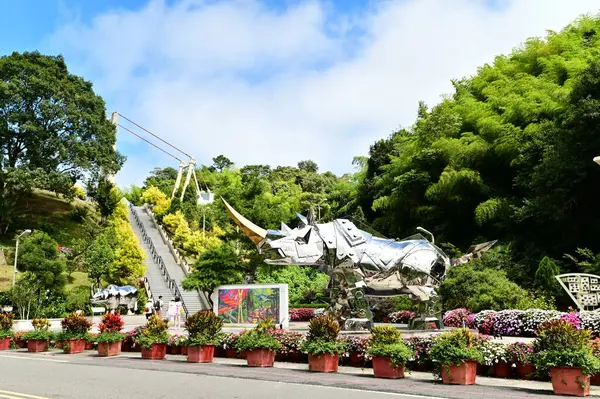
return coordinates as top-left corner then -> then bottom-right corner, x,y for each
113,112 -> 214,206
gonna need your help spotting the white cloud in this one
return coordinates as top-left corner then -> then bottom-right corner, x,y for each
46,0 -> 600,186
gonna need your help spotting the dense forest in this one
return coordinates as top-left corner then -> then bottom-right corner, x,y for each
129,15 -> 600,311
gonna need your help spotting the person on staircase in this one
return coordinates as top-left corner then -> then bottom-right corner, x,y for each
173,296 -> 183,329
167,297 -> 177,327
154,295 -> 164,318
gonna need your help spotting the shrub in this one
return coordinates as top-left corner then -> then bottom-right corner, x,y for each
99,313 -> 125,333
69,205 -> 89,222
22,318 -> 53,341
532,319 -> 600,376
0,313 -> 14,339
505,342 -> 534,365
0,312 -> 14,331
235,318 -> 281,352
439,264 -> 527,312
430,328 -> 483,375
60,312 -> 92,339
367,326 -> 412,367
136,314 -> 170,349
301,313 -> 345,355
306,313 -> 340,342
370,326 -> 402,345
185,310 -> 223,346
442,308 -> 472,327
289,308 -> 315,321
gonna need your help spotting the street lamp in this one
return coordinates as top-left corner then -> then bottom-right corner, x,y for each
316,199 -> 327,222
594,156 -> 600,166
12,229 -> 31,288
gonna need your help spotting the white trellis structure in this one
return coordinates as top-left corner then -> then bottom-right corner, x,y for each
555,273 -> 600,311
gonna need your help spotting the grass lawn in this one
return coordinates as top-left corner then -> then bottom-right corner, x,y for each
0,189 -> 97,249
0,266 -> 92,293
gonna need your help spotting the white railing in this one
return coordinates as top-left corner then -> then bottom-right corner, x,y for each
129,204 -> 189,317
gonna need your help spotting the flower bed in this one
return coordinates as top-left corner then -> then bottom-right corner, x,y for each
289,308 -> 315,322
440,308 -> 591,337
385,311 -> 415,324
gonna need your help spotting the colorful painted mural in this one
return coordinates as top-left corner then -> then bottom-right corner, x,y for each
217,287 -> 281,324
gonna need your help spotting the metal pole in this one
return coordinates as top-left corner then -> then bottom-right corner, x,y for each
12,230 -> 31,288
12,239 -> 19,289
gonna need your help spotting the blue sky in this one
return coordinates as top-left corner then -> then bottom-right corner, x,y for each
2,0 -> 599,187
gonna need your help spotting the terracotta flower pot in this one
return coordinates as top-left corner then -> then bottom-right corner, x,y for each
0,337 -> 10,350
121,341 -> 131,352
181,345 -> 188,356
590,373 -> 600,386
550,367 -> 590,397
516,364 -> 536,380
225,348 -> 237,358
308,353 -> 339,373
349,352 -> 363,367
64,339 -> 86,354
85,341 -> 94,350
141,343 -> 167,360
493,362 -> 512,378
98,341 -> 122,357
170,345 -> 181,355
372,356 -> 405,379
16,339 -> 26,348
246,348 -> 275,367
55,340 -> 65,349
27,339 -> 48,353
441,361 -> 477,385
477,364 -> 491,376
214,347 -> 224,358
187,345 -> 215,363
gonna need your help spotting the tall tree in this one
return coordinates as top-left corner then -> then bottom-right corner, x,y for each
0,52 -> 124,234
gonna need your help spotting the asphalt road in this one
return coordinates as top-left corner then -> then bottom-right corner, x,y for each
0,351 -> 583,399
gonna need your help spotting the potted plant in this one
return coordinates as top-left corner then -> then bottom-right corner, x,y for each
344,336 -> 371,367
0,312 -> 14,350
479,338 -> 511,378
430,328 -> 483,385
57,312 -> 92,354
22,318 -> 53,352
301,314 -> 345,373
506,342 -> 535,380
405,336 -> 435,372
235,319 -> 281,367
532,320 -> 600,397
137,314 -> 169,360
367,326 -> 412,379
185,310 -> 223,363
96,312 -> 125,357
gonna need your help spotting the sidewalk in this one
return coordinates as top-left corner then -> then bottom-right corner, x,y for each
4,349 -> 594,398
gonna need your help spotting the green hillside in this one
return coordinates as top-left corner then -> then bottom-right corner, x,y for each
0,190 -> 95,291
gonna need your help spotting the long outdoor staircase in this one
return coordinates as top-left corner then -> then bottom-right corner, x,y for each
128,204 -> 209,317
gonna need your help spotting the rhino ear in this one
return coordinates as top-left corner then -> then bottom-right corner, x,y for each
296,213 -> 308,226
222,197 -> 267,245
280,222 -> 293,235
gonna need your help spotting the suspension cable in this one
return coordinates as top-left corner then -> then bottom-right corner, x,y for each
118,113 -> 192,158
118,124 -> 182,162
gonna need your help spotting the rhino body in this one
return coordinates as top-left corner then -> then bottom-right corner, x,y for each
223,199 -> 495,329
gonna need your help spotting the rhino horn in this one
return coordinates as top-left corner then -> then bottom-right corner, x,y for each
222,197 -> 267,245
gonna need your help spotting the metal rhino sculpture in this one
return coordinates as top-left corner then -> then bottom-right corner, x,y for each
90,284 -> 138,315
223,199 -> 496,330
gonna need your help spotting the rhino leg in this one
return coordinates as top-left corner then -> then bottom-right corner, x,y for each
330,262 -> 373,330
